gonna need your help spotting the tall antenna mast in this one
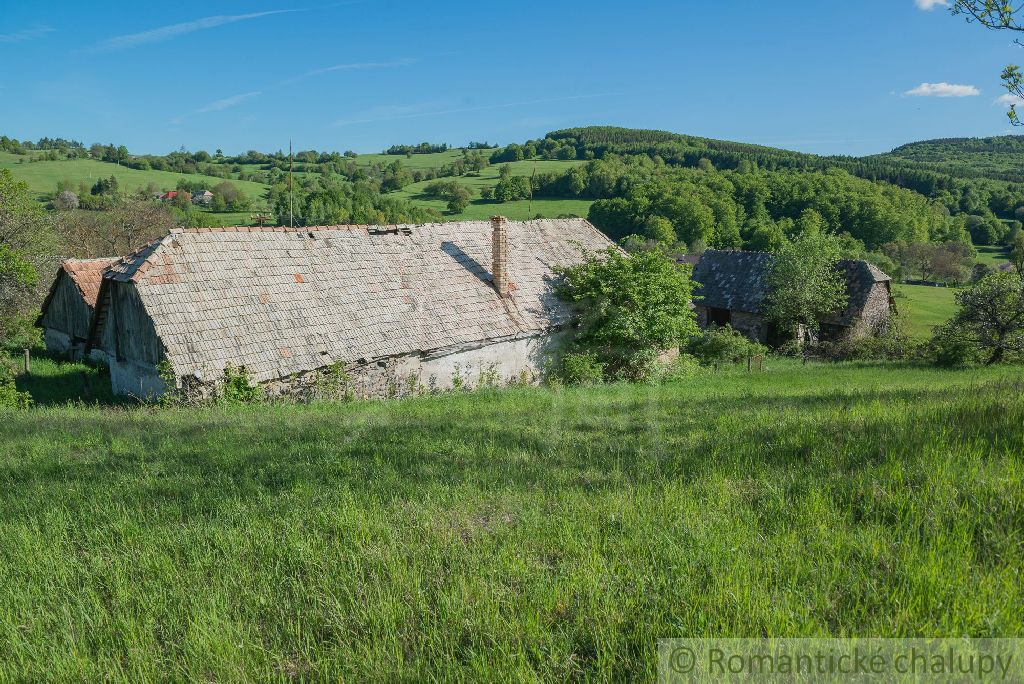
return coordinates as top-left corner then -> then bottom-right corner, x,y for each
288,140 -> 294,228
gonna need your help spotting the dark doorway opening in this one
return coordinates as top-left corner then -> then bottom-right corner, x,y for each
708,307 -> 732,327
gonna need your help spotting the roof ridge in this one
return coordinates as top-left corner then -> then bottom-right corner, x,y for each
166,217 -> 596,236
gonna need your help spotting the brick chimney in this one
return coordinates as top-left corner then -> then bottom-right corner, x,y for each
491,215 -> 509,297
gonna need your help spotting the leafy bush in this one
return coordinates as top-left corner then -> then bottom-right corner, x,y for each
0,363 -> 31,408
658,353 -> 702,382
687,325 -> 768,366
219,365 -> 264,404
557,351 -> 605,386
928,322 -> 985,368
814,326 -> 922,362
556,246 -> 698,382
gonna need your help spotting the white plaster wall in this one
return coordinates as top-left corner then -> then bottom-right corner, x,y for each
396,333 -> 562,391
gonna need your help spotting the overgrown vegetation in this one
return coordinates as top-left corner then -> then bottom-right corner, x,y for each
0,362 -> 1021,678
930,271 -> 1024,365
555,247 -> 697,382
764,231 -> 849,342
687,325 -> 768,366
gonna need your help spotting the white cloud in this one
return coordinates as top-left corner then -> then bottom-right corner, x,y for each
95,11 -> 295,51
905,82 -> 980,97
0,25 -> 54,43
915,0 -> 948,9
196,91 -> 263,113
995,93 -> 1024,107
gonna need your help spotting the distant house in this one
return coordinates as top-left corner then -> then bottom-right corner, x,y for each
159,191 -> 178,202
192,190 -> 213,206
690,249 -> 894,344
38,258 -> 119,360
88,217 -> 615,399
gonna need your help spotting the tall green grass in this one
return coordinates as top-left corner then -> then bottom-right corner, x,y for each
892,283 -> 959,338
1,361 -> 1022,678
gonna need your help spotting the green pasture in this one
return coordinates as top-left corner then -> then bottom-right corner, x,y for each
1,358 -> 1022,678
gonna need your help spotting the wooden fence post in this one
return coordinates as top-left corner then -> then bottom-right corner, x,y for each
23,348 -> 30,375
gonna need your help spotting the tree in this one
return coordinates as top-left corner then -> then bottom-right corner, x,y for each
0,169 -> 60,348
1011,230 -> 1024,274
555,246 -> 698,380
940,271 -> 1024,364
952,1 -> 1024,125
764,231 -> 849,342
447,196 -> 469,214
173,190 -> 192,209
643,215 -> 676,244
59,197 -> 175,257
54,190 -> 79,211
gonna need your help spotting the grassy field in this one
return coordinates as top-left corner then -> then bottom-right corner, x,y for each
2,149 -> 588,223
391,158 -> 590,220
0,152 -> 268,203
976,245 -> 1011,267
1,358 -> 1022,678
892,283 -> 959,338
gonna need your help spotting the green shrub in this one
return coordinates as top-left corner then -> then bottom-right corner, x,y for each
219,365 -> 264,404
558,351 -> 605,386
815,326 -> 922,362
556,246 -> 697,382
659,353 -> 702,382
928,322 -> 985,368
0,363 -> 31,408
687,325 -> 768,366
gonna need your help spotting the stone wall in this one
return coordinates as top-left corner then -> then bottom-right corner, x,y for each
43,327 -> 73,356
850,282 -> 893,337
109,357 -> 167,399
731,311 -> 768,344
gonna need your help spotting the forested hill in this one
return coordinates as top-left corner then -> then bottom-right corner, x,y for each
5,126 -> 1023,261
876,135 -> 1024,182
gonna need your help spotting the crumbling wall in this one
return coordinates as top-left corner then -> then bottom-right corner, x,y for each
168,333 -> 562,402
849,282 -> 893,337
730,312 -> 768,344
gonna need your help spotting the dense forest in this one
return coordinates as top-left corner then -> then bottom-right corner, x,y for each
879,136 -> 1024,181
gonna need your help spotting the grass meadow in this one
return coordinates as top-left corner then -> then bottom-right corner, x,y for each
0,152 -> 267,203
1,358 -> 1022,678
892,283 -> 959,338
976,245 -> 1011,268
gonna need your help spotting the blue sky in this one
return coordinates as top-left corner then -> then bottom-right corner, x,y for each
1,1 -> 1021,156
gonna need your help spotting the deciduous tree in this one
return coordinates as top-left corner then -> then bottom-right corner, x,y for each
764,231 -> 849,342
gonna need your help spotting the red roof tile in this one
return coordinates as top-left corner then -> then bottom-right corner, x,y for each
62,258 -> 119,308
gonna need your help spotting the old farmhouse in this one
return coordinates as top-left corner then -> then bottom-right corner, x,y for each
39,257 -> 119,359
88,217 -> 615,399
691,249 -> 894,343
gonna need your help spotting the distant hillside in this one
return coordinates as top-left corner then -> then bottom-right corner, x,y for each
876,135 -> 1024,183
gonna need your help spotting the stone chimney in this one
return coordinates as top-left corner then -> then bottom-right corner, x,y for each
491,215 -> 509,297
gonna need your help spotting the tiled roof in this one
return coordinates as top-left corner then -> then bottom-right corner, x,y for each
691,249 -> 891,325
61,257 -> 120,308
101,219 -> 614,383
691,250 -> 774,315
